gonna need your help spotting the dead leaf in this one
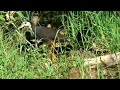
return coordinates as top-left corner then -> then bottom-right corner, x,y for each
103,69 -> 110,76
89,67 -> 98,79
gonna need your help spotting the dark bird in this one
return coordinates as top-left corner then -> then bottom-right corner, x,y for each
18,15 -> 72,59
18,15 -> 69,43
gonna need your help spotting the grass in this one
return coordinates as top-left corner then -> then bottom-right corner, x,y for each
0,11 -> 120,79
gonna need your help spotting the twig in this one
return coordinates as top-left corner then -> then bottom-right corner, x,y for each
84,52 -> 120,67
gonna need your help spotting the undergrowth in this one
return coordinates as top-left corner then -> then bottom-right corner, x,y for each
0,11 -> 120,79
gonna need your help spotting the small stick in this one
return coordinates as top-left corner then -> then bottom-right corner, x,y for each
84,52 -> 120,67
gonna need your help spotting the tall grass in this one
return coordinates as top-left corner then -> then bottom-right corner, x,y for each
0,11 -> 120,79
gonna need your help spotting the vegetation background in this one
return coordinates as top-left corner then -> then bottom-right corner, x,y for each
0,11 -> 120,79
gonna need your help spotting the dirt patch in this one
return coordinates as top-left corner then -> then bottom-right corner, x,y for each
69,68 -> 80,79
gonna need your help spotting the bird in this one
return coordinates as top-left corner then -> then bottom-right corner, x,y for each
18,15 -> 71,60
18,15 -> 69,43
